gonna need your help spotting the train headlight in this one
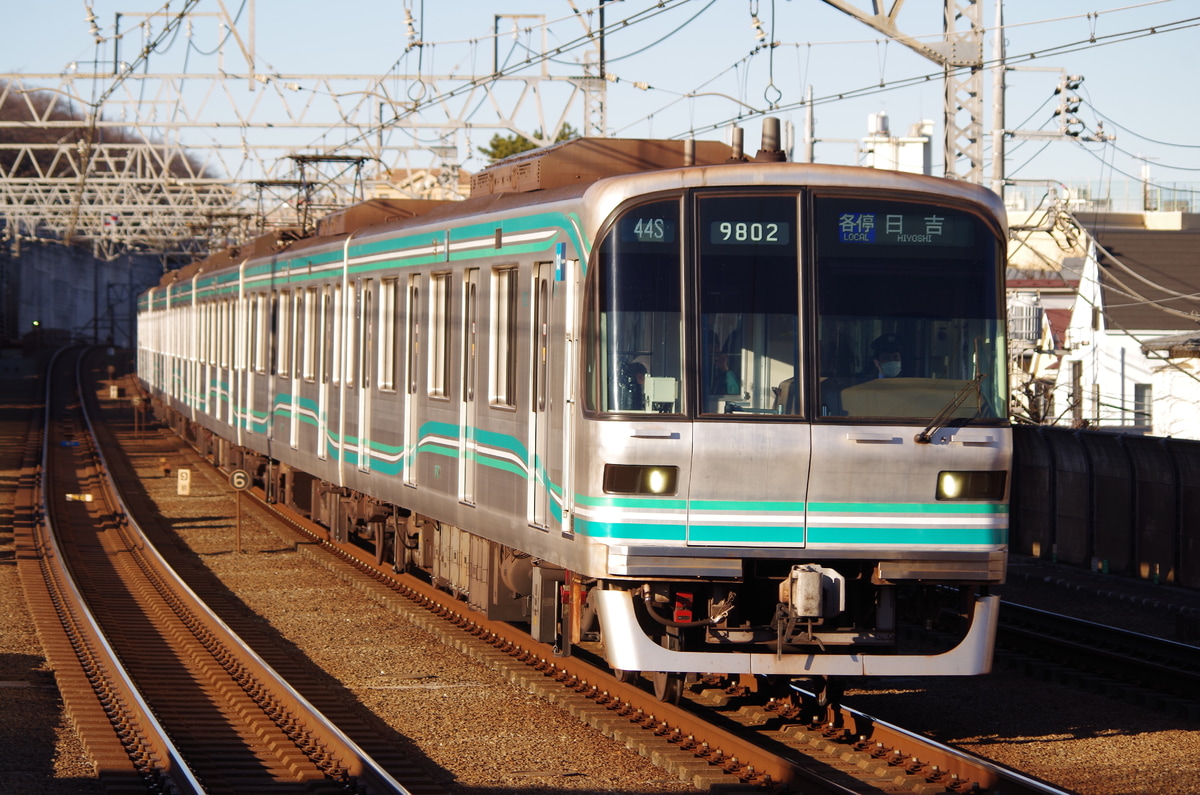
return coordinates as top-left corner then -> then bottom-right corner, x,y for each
603,464 -> 678,495
936,470 -> 1007,501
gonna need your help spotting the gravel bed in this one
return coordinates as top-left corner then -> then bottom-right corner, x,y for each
843,565 -> 1200,795
5,363 -> 1200,794
134,424 -> 1200,795
121,430 -> 700,795
0,366 -> 104,794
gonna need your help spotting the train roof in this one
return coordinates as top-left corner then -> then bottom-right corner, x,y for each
469,137 -> 734,196
154,126 -> 1004,291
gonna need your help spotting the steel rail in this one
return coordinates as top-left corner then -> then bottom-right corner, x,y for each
38,347 -> 204,794
1001,601 -> 1200,699
252,485 -> 1075,795
75,348 -> 416,795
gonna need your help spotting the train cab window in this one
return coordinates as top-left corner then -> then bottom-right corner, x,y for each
587,198 -> 684,414
813,197 -> 1007,421
697,194 -> 800,417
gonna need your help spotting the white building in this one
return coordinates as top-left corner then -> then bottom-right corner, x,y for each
1139,334 -> 1200,439
1046,212 -> 1200,437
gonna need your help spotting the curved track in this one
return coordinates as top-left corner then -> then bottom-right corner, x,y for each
75,351 -> 1075,795
24,348 -> 438,794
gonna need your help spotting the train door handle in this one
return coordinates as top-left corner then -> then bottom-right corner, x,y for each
846,433 -> 902,443
631,428 -> 680,439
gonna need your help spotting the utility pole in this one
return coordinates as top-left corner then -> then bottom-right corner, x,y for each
990,0 -> 1006,197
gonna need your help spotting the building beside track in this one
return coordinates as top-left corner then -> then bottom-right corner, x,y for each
1007,210 -> 1200,439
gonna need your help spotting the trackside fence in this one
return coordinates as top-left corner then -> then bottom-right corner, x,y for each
1010,425 -> 1200,590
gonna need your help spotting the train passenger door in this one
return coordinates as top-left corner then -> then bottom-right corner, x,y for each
686,193 -> 809,548
403,275 -> 421,487
459,269 -> 479,504
317,285 -> 331,461
530,262 -> 552,529
358,279 -> 375,473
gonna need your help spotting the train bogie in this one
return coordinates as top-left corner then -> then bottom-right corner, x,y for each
139,122 -> 1010,693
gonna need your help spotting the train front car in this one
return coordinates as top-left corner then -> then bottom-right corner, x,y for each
579,163 -> 1009,699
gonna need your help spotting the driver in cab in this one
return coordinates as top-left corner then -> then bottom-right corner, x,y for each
872,333 -> 903,379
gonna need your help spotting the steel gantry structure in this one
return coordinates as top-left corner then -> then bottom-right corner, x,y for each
0,1 -> 606,261
820,0 -> 988,185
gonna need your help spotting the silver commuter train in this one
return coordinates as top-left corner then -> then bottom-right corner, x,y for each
138,121 -> 1010,701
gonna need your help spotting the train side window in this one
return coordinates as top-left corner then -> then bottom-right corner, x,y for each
587,197 -> 683,414
320,286 -> 332,385
462,271 -> 478,402
331,284 -> 342,386
303,286 -> 318,382
407,277 -> 420,394
491,266 -> 519,408
346,282 -> 359,387
209,301 -> 216,367
379,278 -> 398,392
219,299 -> 229,368
361,279 -> 374,390
256,294 -> 269,374
277,289 -> 291,378
429,272 -> 451,399
292,289 -> 303,381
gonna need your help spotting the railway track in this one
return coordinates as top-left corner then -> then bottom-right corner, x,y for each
247,494 -> 1075,794
78,378 -> 1070,794
21,348 -> 443,794
998,601 -> 1200,713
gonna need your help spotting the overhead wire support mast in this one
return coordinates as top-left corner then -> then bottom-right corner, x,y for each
820,0 -> 986,184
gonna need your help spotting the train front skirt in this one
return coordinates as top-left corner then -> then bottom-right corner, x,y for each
591,590 -> 999,676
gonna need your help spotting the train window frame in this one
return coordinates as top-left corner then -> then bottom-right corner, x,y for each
378,278 -> 398,392
320,285 -> 332,385
361,279 -> 374,390
694,190 -> 803,419
533,269 -> 549,413
407,276 -> 421,395
583,192 -> 686,417
428,271 -> 452,400
462,269 -> 479,404
331,283 -> 343,386
291,289 -> 303,382
277,289 -> 291,379
303,286 -> 318,383
490,265 -> 519,410
257,293 -> 270,374
345,281 -> 359,388
809,191 -> 1008,424
218,299 -> 229,369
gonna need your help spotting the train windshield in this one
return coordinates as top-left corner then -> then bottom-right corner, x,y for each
813,196 -> 1006,421
589,198 -> 685,414
696,194 -> 800,416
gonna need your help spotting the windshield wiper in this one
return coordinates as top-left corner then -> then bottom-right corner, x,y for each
914,371 -> 986,444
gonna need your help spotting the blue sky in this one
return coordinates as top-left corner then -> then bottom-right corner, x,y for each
6,0 -> 1199,193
